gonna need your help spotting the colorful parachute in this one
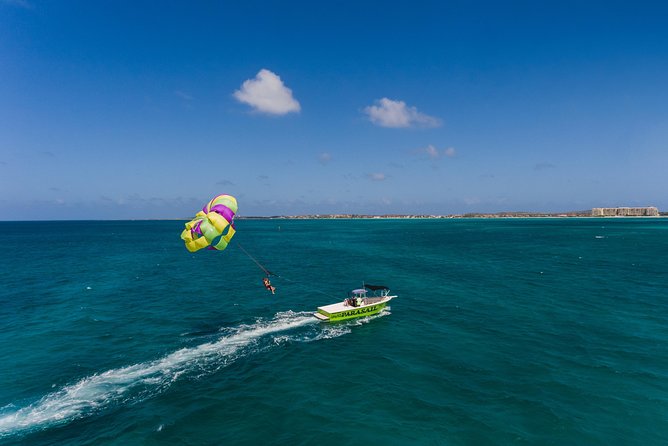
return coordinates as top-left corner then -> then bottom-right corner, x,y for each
181,194 -> 238,252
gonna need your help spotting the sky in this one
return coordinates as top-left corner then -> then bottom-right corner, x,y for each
1,0 -> 667,219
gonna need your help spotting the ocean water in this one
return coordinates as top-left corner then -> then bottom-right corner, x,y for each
1,218 -> 667,445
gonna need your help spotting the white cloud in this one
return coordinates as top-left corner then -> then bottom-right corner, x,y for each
1,0 -> 32,9
416,145 -> 456,159
368,172 -> 387,181
318,152 -> 332,165
364,98 -> 441,128
174,90 -> 193,101
425,144 -> 439,159
233,69 -> 300,115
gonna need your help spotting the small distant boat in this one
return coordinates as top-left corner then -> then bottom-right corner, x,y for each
313,285 -> 396,322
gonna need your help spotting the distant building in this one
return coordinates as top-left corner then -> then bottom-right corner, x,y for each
591,207 -> 659,217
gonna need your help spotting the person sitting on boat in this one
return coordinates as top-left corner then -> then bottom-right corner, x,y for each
262,277 -> 276,294
356,296 -> 363,307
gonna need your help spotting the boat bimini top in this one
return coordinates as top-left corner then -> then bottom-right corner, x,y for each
364,284 -> 389,292
348,284 -> 391,298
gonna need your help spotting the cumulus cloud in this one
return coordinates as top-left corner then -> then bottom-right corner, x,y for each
364,98 -> 440,128
318,152 -> 332,165
233,69 -> 300,115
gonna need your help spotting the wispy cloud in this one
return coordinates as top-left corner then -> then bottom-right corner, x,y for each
534,162 -> 556,171
233,69 -> 300,115
216,179 -> 235,186
1,0 -> 33,9
318,152 -> 332,165
174,90 -> 193,101
364,98 -> 441,128
368,172 -> 387,181
426,145 -> 439,158
415,144 -> 456,159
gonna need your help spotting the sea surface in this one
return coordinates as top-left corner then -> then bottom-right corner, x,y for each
1,218 -> 667,445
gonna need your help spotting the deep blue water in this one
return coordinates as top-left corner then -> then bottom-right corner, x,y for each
1,218 -> 667,445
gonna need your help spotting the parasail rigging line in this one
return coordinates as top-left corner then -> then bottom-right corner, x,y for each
235,242 -> 274,277
234,242 -> 339,299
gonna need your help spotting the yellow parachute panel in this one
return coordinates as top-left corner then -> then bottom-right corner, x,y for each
181,194 -> 238,252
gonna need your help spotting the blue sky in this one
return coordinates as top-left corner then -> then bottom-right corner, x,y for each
1,0 -> 667,219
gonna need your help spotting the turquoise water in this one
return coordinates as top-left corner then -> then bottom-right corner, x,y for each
1,218 -> 667,445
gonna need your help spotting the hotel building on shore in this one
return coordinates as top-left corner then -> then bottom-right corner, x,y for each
591,207 -> 659,217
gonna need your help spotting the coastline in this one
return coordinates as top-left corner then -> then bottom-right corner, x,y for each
238,213 -> 668,220
2,212 -> 665,223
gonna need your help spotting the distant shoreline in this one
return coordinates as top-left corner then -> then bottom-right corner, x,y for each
3,212 -> 666,223
238,213 -> 668,220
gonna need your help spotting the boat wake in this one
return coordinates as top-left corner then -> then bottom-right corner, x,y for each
0,310 -> 358,439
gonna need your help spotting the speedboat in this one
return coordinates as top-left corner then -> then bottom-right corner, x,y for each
313,285 -> 396,322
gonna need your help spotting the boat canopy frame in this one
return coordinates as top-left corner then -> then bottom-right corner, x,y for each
360,284 -> 390,297
348,284 -> 391,299
364,284 -> 389,291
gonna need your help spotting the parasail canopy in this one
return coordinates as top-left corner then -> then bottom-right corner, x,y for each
181,194 -> 238,252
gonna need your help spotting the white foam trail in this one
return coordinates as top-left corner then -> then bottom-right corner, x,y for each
0,311 -> 318,438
